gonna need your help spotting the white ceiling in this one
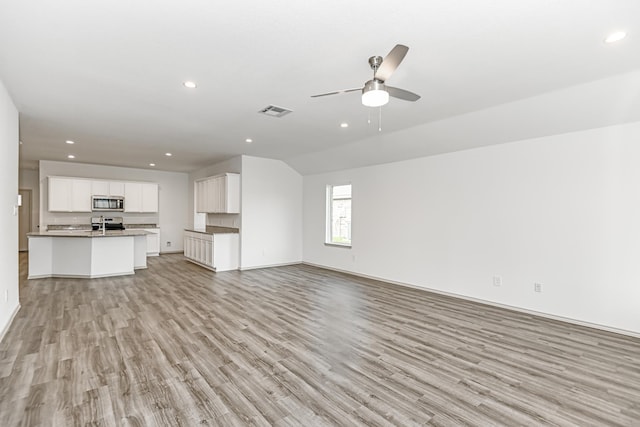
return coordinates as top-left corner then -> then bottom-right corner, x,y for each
1,0 -> 638,174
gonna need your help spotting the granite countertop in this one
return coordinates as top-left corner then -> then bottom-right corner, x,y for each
47,224 -> 92,231
29,229 -> 150,238
47,224 -> 158,231
185,226 -> 239,235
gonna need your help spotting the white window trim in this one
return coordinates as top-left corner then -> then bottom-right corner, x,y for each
325,184 -> 352,248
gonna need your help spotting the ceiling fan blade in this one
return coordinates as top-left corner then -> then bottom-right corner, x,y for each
386,86 -> 421,102
374,44 -> 409,82
311,87 -> 362,98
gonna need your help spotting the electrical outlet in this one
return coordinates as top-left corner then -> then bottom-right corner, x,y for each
4,290 -> 8,302
166,241 -> 172,247
534,282 -> 543,293
493,275 -> 502,287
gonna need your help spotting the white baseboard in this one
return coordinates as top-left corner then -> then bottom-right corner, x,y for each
185,258 -> 216,271
240,261 -> 302,271
0,303 -> 21,343
302,262 -> 640,339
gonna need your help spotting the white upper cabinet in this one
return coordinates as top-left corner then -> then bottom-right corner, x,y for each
49,176 -> 158,213
49,177 -> 72,211
109,181 -> 125,197
48,177 -> 92,212
124,182 -> 142,212
195,173 -> 240,214
125,182 -> 158,213
71,180 -> 92,211
91,180 -> 126,197
91,180 -> 109,196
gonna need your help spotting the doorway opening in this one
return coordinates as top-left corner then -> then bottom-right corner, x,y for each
18,188 -> 32,252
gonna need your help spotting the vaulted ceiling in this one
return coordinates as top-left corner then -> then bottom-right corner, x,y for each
1,1 -> 638,174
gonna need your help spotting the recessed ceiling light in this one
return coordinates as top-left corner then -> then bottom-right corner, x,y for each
340,122 -> 349,128
183,81 -> 197,88
605,31 -> 627,43
149,163 -> 156,167
165,152 -> 172,157
245,138 -> 253,143
67,154 -> 75,159
65,140 -> 75,144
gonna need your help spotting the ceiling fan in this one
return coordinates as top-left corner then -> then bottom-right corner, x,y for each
311,44 -> 421,107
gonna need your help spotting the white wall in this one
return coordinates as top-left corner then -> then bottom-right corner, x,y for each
241,156 -> 302,269
303,121 -> 640,335
39,160 -> 188,252
0,79 -> 20,340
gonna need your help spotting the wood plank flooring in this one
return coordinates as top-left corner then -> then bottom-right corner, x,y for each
1,253 -> 640,426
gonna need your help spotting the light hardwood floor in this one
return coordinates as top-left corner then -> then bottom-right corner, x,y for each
1,253 -> 639,426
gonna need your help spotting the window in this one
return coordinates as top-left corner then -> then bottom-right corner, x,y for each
326,184 -> 351,246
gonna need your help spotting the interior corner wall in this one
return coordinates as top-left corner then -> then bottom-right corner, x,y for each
302,121 -> 640,335
0,79 -> 20,340
241,155 -> 302,269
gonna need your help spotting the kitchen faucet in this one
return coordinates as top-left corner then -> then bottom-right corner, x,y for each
100,215 -> 105,235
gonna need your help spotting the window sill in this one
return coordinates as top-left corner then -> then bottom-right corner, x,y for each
324,242 -> 352,248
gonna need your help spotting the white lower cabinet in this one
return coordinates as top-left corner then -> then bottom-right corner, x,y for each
144,228 -> 160,256
183,231 -> 239,272
126,227 -> 160,256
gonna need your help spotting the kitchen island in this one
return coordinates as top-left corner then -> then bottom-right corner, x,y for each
27,229 -> 149,279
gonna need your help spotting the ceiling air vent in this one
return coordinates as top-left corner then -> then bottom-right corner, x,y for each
258,105 -> 292,118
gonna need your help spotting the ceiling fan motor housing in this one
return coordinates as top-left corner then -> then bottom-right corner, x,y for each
368,55 -> 384,72
363,79 -> 386,93
362,79 -> 389,107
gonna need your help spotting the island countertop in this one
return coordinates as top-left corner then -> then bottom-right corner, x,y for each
28,229 -> 150,238
184,226 -> 239,235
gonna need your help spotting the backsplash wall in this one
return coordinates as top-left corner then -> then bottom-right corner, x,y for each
206,213 -> 240,229
44,213 -> 159,227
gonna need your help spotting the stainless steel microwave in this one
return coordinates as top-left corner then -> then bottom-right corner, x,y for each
92,196 -> 124,212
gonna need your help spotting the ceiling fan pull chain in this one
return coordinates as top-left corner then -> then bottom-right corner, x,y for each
379,106 -> 382,132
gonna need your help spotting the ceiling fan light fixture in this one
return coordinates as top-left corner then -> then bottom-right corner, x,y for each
604,31 -> 626,43
362,80 -> 389,107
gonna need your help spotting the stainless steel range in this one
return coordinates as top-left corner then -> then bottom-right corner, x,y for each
91,216 -> 125,231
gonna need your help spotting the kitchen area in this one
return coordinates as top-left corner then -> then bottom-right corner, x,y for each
23,161 -> 244,279
18,159 -> 188,278
27,175 -> 163,279
18,155 -> 302,278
